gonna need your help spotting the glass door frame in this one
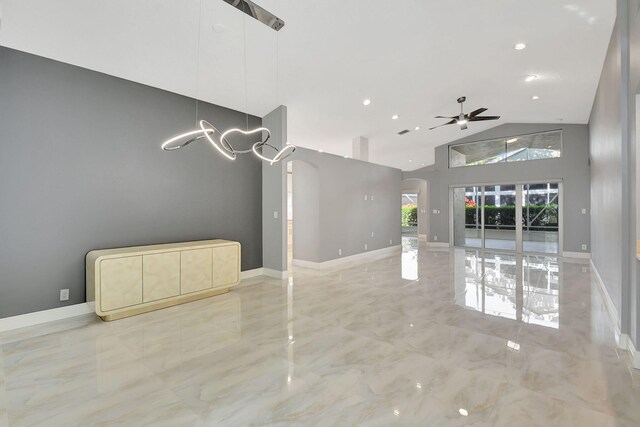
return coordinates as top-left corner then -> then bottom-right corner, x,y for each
449,180 -> 563,255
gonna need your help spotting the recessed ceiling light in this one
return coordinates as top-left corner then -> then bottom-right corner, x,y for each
344,155 -> 349,158
363,99 -> 371,106
318,149 -> 324,153
414,126 -> 421,131
531,95 -> 540,100
409,160 -> 413,162
507,138 -> 518,143
525,75 -> 538,82
421,163 -> 425,166
392,115 -> 399,120
459,408 -> 469,417
514,43 -> 527,50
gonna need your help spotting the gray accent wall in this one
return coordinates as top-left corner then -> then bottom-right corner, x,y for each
404,123 -> 591,254
0,46 -> 263,318
291,148 -> 401,263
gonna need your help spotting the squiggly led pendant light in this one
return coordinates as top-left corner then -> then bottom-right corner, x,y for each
160,0 -> 296,164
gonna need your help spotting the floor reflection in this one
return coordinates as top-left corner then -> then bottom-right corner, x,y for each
401,236 -> 418,280
2,238 -> 635,426
454,249 -> 560,329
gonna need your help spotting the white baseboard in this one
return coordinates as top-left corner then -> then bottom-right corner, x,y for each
562,251 -> 591,259
262,268 -> 288,280
425,242 -> 450,248
1,269 -> 287,333
418,234 -> 427,241
591,259 -> 622,340
240,268 -> 288,280
293,245 -> 401,269
628,337 -> 640,369
590,259 -> 640,369
0,303 -> 94,333
239,268 -> 264,279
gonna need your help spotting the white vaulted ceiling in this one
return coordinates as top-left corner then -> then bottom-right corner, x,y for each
0,0 -> 615,170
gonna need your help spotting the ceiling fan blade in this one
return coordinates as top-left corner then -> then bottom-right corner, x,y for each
468,115 -> 501,121
468,108 -> 488,118
434,115 -> 456,119
429,119 -> 457,130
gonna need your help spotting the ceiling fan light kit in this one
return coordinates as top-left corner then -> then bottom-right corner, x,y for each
429,96 -> 501,131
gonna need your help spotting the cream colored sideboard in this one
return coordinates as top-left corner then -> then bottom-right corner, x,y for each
86,240 -> 240,321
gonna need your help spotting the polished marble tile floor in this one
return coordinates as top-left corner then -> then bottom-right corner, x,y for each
1,237 -> 639,426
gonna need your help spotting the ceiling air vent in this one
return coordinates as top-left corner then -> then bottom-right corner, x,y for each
398,129 -> 410,135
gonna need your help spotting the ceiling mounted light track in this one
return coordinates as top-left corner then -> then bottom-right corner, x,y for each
222,0 -> 285,31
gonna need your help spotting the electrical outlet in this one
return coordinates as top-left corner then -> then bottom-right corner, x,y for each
273,211 -> 278,219
434,235 -> 438,241
371,195 -> 374,200
582,267 -> 587,273
581,208 -> 587,215
364,243 -> 368,250
581,244 -> 587,251
364,195 -> 368,201
371,231 -> 374,238
60,289 -> 69,301
338,249 -> 342,256
389,239 -> 392,245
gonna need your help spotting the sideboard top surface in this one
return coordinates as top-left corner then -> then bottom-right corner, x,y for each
87,239 -> 239,263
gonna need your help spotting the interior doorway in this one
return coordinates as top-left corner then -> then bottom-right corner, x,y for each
401,193 -> 418,236
452,182 -> 561,254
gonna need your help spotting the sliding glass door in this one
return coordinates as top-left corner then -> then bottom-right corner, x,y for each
484,185 -> 517,251
452,182 -> 560,254
522,183 -> 559,254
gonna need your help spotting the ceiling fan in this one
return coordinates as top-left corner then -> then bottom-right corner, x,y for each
429,96 -> 500,130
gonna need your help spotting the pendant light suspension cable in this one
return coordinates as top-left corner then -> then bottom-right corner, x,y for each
160,0 -> 295,163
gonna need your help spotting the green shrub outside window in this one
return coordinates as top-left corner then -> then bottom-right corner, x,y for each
465,205 -> 558,230
402,206 -> 418,227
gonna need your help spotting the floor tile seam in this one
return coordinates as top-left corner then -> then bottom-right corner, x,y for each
433,317 -> 522,346
154,376 -> 205,422
511,336 -> 623,365
497,378 -> 636,423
